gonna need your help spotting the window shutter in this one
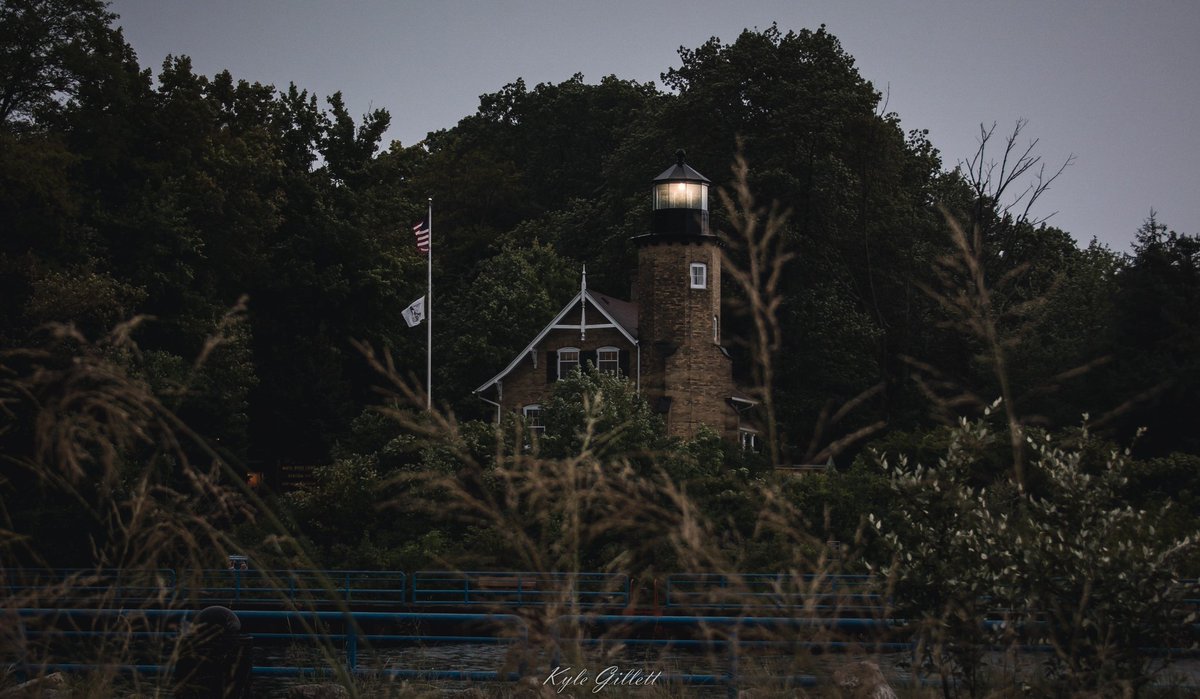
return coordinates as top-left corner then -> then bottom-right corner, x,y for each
547,351 -> 556,382
618,350 -> 630,377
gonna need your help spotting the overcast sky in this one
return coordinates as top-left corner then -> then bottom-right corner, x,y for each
109,1 -> 1199,252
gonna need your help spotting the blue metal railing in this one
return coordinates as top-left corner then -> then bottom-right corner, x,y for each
665,573 -> 884,612
13,607 -> 898,697
6,568 -> 1196,621
2,568 -> 177,603
185,569 -> 408,605
13,608 -> 528,683
13,605 -> 1200,697
411,570 -> 630,607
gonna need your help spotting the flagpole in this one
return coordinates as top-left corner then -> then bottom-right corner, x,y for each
426,197 -> 433,411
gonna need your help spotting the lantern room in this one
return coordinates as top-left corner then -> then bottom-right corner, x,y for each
650,149 -> 711,238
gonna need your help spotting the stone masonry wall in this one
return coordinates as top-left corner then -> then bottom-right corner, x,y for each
498,324 -> 635,414
636,240 -> 738,440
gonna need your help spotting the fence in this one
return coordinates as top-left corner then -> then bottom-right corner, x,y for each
665,573 -> 884,614
5,568 -> 889,613
410,570 -> 630,607
11,607 -> 903,697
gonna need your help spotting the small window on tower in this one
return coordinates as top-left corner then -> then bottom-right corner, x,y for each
690,263 -> 707,289
713,315 -> 719,343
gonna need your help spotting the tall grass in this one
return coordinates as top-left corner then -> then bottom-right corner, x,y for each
347,155 -> 897,694
0,314 -> 369,696
3,145 -> 1195,698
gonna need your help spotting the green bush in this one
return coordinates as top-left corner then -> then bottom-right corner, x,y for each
875,415 -> 1197,696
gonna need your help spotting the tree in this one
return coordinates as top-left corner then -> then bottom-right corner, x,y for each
538,366 -> 664,461
909,122 -> 1086,489
642,25 -> 952,460
435,240 -> 578,417
1110,215 -> 1200,455
0,0 -> 117,127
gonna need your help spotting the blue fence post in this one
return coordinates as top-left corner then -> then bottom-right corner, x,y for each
16,612 -> 31,682
551,620 -> 561,670
726,628 -> 739,699
344,612 -> 358,671
517,617 -> 529,680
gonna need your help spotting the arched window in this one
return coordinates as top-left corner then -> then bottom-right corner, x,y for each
557,347 -> 580,379
690,263 -> 707,289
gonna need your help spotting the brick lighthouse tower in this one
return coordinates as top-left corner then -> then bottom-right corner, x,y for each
634,151 -> 739,439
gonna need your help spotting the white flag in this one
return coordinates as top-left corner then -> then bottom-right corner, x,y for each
402,296 -> 425,327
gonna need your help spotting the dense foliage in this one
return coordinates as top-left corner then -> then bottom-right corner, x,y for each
3,0 -> 1198,598
5,5 -> 1200,694
4,4 -> 1197,470
877,416 -> 1196,695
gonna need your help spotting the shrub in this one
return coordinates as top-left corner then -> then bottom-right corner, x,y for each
875,413 -> 1196,696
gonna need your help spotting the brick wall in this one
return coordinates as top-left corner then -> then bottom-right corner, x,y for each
498,325 -> 636,413
636,239 -> 739,440
486,241 -> 745,443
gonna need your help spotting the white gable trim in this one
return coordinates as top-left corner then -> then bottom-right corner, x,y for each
474,290 -> 638,394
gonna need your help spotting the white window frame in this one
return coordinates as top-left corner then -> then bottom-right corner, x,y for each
522,404 -> 544,435
690,263 -> 707,289
596,346 -> 620,376
557,347 -> 580,380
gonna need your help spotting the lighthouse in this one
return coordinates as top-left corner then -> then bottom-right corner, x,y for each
474,150 -> 753,445
633,151 -> 738,439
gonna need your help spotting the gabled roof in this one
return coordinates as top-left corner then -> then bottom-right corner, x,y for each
589,291 -> 638,338
474,289 -> 639,395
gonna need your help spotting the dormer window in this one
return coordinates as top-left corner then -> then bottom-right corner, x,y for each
557,347 -> 579,379
690,263 -> 707,289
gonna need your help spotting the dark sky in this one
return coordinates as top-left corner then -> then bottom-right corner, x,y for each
110,0 -> 1199,251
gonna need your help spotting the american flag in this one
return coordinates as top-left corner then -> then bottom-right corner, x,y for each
412,216 -> 430,253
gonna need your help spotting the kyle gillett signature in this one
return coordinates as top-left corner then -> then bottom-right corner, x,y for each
543,665 -> 663,693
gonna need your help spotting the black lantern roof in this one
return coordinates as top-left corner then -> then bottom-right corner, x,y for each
653,149 -> 710,184
632,149 -> 716,246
